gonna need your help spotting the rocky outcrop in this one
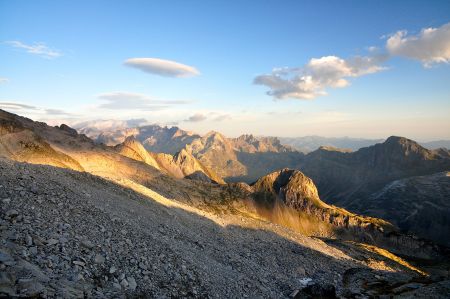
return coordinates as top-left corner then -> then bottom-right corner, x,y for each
153,148 -> 225,184
251,169 -> 392,234
0,116 -> 84,172
114,136 -> 161,170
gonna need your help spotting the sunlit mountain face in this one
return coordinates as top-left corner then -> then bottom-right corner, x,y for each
1,1 -> 450,298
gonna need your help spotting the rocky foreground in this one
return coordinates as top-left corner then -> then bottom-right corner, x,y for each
1,158 -> 450,298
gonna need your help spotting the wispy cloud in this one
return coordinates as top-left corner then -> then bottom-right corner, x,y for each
386,22 -> 450,67
124,58 -> 200,78
213,114 -> 232,121
0,101 -> 73,116
184,113 -> 207,122
97,91 -> 189,111
0,77 -> 9,84
0,102 -> 38,110
44,108 -> 73,116
5,41 -> 62,59
254,55 -> 387,100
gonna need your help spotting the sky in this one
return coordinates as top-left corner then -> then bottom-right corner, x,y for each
1,0 -> 450,140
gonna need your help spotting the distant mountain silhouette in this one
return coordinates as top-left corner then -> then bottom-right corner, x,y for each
279,135 -> 450,153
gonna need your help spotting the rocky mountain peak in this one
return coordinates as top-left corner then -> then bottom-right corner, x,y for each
58,124 -> 78,136
252,169 -> 320,203
122,135 -> 138,144
235,134 -> 257,142
204,131 -> 226,142
383,136 -> 425,152
115,137 -> 160,170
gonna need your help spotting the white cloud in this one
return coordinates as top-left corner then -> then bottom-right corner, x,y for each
255,22 -> 450,100
5,41 -> 62,59
0,101 -> 73,116
44,109 -> 73,116
213,114 -> 232,121
184,113 -> 207,122
97,92 -> 189,111
124,58 -> 200,78
0,102 -> 38,110
386,22 -> 450,66
0,77 -> 9,84
254,55 -> 387,100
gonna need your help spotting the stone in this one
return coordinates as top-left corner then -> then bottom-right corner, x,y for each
290,289 -> 300,298
17,278 -> 44,297
109,266 -> 117,274
5,209 -> 19,218
46,239 -> 59,246
17,260 -> 50,282
58,281 -> 85,298
33,236 -> 44,246
94,254 -> 105,264
29,246 -> 37,255
392,283 -> 425,294
72,260 -> 85,267
26,235 -> 33,246
81,240 -> 94,249
296,266 -> 306,276
0,251 -> 14,264
120,278 -> 129,288
128,276 -> 137,290
0,271 -> 15,286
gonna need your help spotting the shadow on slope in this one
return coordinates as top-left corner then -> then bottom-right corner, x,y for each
0,159 -> 441,298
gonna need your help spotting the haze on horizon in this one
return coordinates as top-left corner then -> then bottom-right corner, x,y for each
1,0 -> 450,141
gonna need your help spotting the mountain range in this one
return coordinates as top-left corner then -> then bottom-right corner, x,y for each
75,118 -> 450,247
279,136 -> 450,153
1,108 -> 450,297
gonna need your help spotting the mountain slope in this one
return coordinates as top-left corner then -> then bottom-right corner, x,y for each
363,172 -> 450,246
185,131 -> 247,179
1,109 -> 449,297
0,109 -> 222,198
78,122 -> 303,182
3,159 -> 444,298
153,149 -> 225,184
184,131 -> 304,182
300,136 -> 450,206
114,136 -> 161,170
298,136 -> 450,245
0,113 -> 84,171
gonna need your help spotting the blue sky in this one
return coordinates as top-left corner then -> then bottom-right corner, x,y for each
1,0 -> 450,140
